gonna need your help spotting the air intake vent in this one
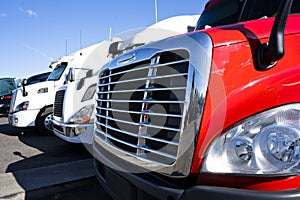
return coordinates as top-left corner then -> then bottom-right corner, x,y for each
54,90 -> 65,117
95,49 -> 189,165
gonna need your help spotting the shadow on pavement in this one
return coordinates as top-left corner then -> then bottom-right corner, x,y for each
0,117 -> 106,199
0,122 -> 92,173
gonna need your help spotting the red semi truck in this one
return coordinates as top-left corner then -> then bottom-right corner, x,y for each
93,0 -> 300,199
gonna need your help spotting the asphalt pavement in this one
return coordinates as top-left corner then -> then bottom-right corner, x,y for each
0,115 -> 112,200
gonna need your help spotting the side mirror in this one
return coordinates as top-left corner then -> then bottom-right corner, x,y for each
255,0 -> 293,70
187,26 -> 195,32
21,79 -> 28,96
108,41 -> 123,58
67,68 -> 75,82
21,79 -> 28,86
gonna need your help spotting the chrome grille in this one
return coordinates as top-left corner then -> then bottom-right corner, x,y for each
95,49 -> 189,165
54,90 -> 65,117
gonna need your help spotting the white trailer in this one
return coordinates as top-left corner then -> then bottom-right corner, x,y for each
51,15 -> 200,145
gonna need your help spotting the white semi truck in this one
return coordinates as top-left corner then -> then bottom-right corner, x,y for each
51,15 -> 200,145
51,39 -> 116,142
8,46 -> 102,135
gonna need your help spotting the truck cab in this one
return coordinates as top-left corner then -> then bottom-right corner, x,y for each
52,40 -> 115,144
9,56 -> 73,134
93,0 -> 300,199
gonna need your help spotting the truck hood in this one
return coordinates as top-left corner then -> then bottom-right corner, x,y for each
11,81 -> 55,112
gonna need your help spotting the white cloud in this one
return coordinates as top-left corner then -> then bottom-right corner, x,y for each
19,7 -> 37,17
1,13 -> 7,17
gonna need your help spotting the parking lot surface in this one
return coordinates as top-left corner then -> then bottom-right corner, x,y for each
0,115 -> 91,173
0,115 -> 111,199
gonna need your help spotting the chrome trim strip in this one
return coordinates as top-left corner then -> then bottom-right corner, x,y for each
96,86 -> 186,94
96,113 -> 181,132
96,99 -> 185,104
96,121 -> 179,146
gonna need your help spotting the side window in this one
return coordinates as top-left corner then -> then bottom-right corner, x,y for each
196,0 -> 300,31
241,0 -> 281,21
241,0 -> 300,22
196,0 -> 241,30
291,1 -> 300,14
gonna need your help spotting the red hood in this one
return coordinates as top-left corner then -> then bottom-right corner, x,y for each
191,14 -> 300,178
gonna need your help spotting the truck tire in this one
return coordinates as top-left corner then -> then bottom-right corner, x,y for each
36,107 -> 53,135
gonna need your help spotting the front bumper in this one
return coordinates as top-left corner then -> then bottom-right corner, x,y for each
95,160 -> 300,200
94,148 -> 300,200
8,110 -> 39,127
52,119 -> 93,144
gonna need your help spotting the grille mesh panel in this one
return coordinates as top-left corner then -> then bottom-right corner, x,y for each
95,49 -> 189,165
54,90 -> 65,117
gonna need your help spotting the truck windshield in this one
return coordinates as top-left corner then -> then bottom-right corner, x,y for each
0,78 -> 16,96
47,62 -> 68,81
196,0 -> 300,30
27,72 -> 51,85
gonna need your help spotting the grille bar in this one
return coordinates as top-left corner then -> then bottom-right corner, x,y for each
96,121 -> 138,138
96,125 -> 179,146
95,128 -> 178,160
96,113 -> 181,132
96,99 -> 185,104
96,86 -> 186,94
100,59 -> 189,80
96,106 -> 183,118
98,73 -> 188,87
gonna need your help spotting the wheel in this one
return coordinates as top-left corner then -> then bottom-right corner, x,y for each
36,107 -> 53,135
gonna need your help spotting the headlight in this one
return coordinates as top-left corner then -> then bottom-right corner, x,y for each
69,105 -> 94,124
15,101 -> 29,112
202,104 -> 300,175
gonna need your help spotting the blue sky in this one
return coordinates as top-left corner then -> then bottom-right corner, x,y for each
0,0 -> 207,78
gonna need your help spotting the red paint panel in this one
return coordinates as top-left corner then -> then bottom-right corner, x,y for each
191,15 -> 300,190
